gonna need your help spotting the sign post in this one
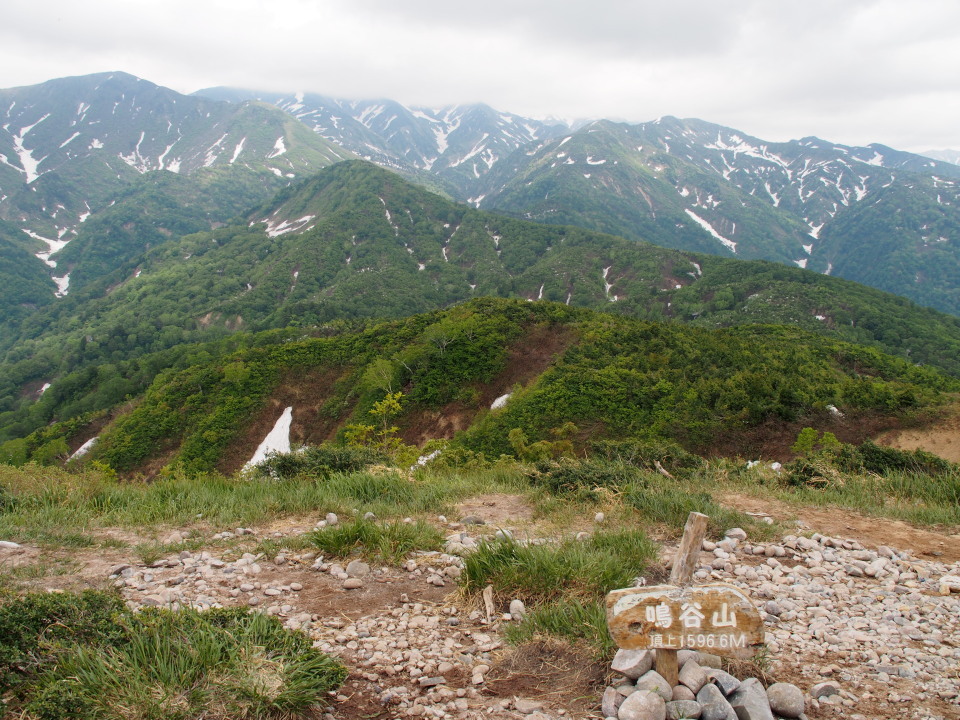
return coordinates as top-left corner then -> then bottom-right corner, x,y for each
605,512 -> 764,687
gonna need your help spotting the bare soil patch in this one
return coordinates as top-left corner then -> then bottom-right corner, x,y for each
877,400 -> 960,463
700,410 -> 905,462
455,494 -> 535,528
719,492 -> 960,562
483,639 -> 607,715
400,324 -> 575,445
218,367 -> 351,474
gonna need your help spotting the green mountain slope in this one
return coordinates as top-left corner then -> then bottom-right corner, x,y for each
16,299 -> 953,475
479,118 -> 960,315
2,161 -> 960,448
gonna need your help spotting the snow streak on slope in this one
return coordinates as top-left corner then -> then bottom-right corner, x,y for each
684,209 -> 737,252
245,407 -> 293,469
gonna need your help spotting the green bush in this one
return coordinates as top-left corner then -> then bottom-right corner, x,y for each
590,438 -> 705,473
525,457 -> 644,498
253,443 -> 386,479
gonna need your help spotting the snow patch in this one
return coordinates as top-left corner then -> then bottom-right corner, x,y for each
491,393 -> 512,410
38,382 -> 51,396
802,244 -> 813,255
245,407 -> 293,469
684,209 -> 737,253
794,258 -> 808,269
230,137 -> 246,164
267,136 -> 287,159
263,215 -> 316,238
69,437 -> 99,461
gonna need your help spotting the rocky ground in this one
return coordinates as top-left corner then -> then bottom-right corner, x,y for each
1,497 -> 959,720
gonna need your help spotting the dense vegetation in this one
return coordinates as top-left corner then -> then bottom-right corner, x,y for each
3,161 -> 960,455
4,297 -> 951,476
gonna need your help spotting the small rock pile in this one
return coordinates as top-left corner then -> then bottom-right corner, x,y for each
603,647 -> 805,720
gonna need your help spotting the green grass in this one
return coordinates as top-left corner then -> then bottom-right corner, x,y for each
0,591 -> 346,720
503,598 -> 615,660
0,462 -> 527,548
310,518 -> 443,564
461,529 -> 658,605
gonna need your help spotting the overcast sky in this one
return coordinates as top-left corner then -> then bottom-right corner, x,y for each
3,0 -> 958,152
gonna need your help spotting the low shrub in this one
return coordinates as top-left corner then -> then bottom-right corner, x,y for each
252,444 -> 386,479
310,518 -> 443,564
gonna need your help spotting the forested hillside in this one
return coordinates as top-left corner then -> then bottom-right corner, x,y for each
2,161 -> 960,452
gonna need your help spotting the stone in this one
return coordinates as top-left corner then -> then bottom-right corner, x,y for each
603,686 -> 624,717
809,682 -> 839,699
509,599 -> 527,620
665,700 -> 702,720
696,684 -> 735,720
612,649 -> 655,680
343,578 -> 363,589
346,559 -> 370,577
765,683 -> 804,718
672,686 -> 695,702
678,661 -> 708,694
724,528 -> 747,541
618,690 -> 666,720
636,670 -> 673,702
514,698 -> 544,713
417,676 -> 446,688
595,512 -> 606,523
325,512 -> 339,526
461,515 -> 485,525
707,669 -> 740,696
728,678 -> 774,720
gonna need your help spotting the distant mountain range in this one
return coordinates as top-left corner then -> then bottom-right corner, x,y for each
1,72 -> 958,317
194,87 -> 960,316
923,149 -> 960,166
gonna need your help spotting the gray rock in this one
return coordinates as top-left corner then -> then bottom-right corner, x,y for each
618,690 -> 666,720
678,661 -> 708,694
603,686 -> 624,717
417,676 -> 446,688
666,700 -> 702,720
809,681 -> 839,699
617,683 -> 637,698
765,683 -> 804,718
343,578 -> 363,589
696,684 -> 736,720
346,559 -> 370,577
325,512 -> 339,526
636,670 -> 673,702
728,678 -> 774,720
695,652 -> 722,669
0,540 -> 21,549
612,649 -> 656,680
461,515 -> 485,525
724,528 -> 748,541
514,698 -> 544,713
509,599 -> 527,620
672,686 -> 696,702
707,669 -> 740,696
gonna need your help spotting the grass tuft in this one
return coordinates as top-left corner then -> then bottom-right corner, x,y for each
310,518 -> 443,564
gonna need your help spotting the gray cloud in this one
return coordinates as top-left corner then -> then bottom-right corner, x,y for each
1,0 -> 958,151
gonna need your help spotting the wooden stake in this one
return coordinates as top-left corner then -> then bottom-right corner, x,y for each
655,511 -> 709,686
669,511 -> 709,586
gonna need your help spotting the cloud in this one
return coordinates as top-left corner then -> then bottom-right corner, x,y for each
1,0 -> 959,151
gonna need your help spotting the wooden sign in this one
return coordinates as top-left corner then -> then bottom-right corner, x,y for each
606,582 -> 764,660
